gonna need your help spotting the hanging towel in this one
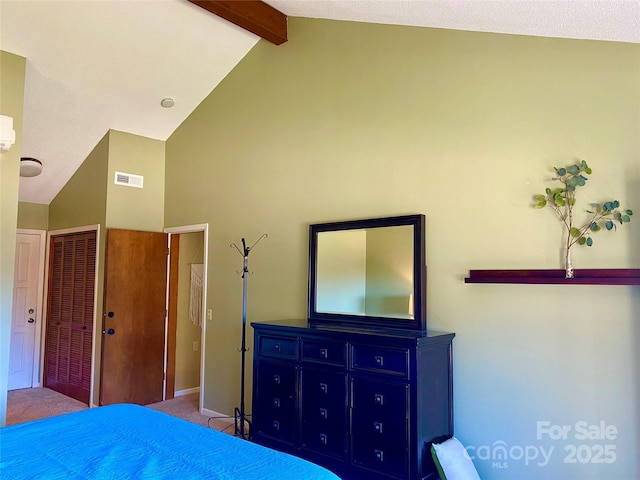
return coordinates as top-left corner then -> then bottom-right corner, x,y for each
189,264 -> 204,327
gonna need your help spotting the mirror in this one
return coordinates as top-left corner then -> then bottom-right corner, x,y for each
308,214 -> 426,331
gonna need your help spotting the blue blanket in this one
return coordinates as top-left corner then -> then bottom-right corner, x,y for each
0,404 -> 340,480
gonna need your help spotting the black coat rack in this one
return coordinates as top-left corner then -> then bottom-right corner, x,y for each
230,234 -> 267,439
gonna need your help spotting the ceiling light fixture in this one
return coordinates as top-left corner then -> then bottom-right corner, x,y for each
20,157 -> 43,177
160,97 -> 175,108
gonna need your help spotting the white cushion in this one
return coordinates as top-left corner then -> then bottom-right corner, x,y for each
431,437 -> 481,480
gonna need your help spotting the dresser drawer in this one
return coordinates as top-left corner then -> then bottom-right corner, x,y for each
351,377 -> 408,418
301,339 -> 347,366
351,344 -> 409,378
256,362 -> 296,397
301,368 -> 348,418
301,426 -> 348,460
351,435 -> 408,478
258,335 -> 297,360
351,413 -> 408,446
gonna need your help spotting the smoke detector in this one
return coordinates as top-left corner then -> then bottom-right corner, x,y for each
20,157 -> 43,177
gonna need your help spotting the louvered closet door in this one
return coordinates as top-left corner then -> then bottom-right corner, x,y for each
44,231 -> 96,405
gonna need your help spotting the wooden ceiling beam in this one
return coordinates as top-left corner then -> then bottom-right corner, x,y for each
188,0 -> 287,45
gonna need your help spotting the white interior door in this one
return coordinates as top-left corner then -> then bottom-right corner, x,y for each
9,233 -> 43,390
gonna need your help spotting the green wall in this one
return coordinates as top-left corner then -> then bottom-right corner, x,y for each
0,50 -> 26,427
17,202 -> 49,230
49,131 -> 109,231
49,129 -> 165,232
105,130 -> 165,232
165,19 -> 639,480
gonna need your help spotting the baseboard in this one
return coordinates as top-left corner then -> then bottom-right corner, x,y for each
174,386 -> 200,397
202,407 -> 234,425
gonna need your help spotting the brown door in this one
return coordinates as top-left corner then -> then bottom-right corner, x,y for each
100,229 -> 168,406
44,231 -> 96,405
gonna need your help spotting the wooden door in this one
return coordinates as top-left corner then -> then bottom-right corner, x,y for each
44,231 -> 96,405
9,233 -> 43,390
100,229 -> 168,406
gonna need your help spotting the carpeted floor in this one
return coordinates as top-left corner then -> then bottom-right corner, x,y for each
6,388 -> 234,433
6,387 -> 87,425
148,392 -> 235,433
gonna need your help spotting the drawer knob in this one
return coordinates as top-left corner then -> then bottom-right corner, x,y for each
320,348 -> 328,359
272,420 -> 280,431
374,393 -> 384,405
274,343 -> 281,351
273,374 -> 281,384
319,382 -> 328,394
374,355 -> 384,366
320,408 -> 328,419
320,433 -> 328,445
373,421 -> 383,433
273,397 -> 280,407
375,449 -> 384,462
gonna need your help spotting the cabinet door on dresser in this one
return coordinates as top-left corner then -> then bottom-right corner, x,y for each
351,376 -> 410,478
253,361 -> 297,445
300,367 -> 348,459
252,332 -> 299,447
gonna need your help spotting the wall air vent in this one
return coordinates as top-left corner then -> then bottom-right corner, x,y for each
114,171 -> 144,188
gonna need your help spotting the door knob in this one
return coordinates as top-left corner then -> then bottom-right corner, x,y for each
106,328 -> 115,335
27,318 -> 35,323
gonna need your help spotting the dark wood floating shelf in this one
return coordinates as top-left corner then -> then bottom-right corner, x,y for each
465,269 -> 640,285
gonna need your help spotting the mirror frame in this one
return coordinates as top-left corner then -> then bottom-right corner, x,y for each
308,214 -> 426,331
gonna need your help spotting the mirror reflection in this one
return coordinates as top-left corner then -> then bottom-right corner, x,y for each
316,225 -> 414,319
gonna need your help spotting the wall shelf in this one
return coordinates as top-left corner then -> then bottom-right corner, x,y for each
464,269 -> 640,285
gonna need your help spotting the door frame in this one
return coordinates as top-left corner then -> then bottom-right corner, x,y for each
43,225 -> 100,405
13,229 -> 46,388
164,224 -> 208,414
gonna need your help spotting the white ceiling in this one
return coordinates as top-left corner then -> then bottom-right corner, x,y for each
1,0 -> 638,205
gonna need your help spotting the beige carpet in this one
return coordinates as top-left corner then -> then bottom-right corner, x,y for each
6,388 -> 234,433
148,392 -> 235,433
6,387 -> 88,425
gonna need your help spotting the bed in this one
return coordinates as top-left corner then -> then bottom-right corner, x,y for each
0,403 -> 341,480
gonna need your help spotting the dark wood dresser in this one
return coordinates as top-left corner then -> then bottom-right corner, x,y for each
251,320 -> 455,480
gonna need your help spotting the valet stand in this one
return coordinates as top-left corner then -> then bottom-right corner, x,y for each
230,234 -> 267,440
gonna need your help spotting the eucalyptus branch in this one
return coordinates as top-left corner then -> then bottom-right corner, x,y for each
548,202 -> 570,230
533,159 -> 633,260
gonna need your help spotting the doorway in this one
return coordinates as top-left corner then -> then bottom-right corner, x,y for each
8,230 -> 46,391
165,224 -> 208,414
99,226 -> 208,408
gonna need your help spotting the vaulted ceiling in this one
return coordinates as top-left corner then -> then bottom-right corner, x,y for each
1,0 -> 638,205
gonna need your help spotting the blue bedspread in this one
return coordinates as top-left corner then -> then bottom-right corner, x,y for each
0,404 -> 340,479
